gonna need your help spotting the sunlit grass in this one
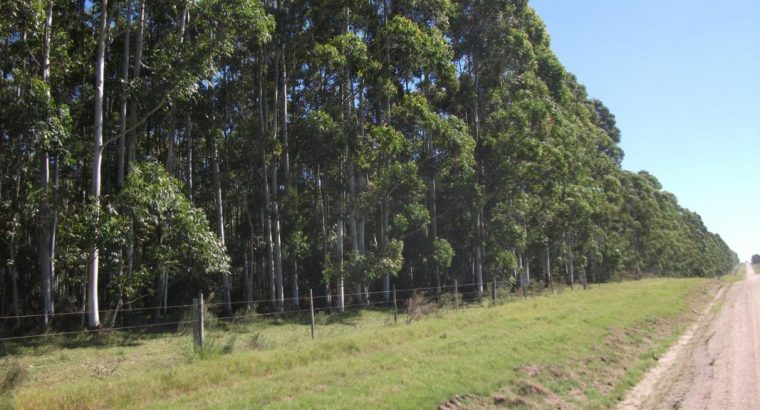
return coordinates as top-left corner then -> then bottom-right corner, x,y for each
3,278 -> 718,409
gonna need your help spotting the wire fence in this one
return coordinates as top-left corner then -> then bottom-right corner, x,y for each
0,279 -> 562,344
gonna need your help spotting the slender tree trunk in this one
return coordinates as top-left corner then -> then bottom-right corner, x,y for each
209,132 -> 231,314
87,0 -> 108,329
128,0 -> 145,165
474,211 -> 484,296
270,55 -> 284,312
525,253 -> 530,289
264,165 -> 276,306
348,163 -> 361,303
337,191 -> 346,312
430,175 -> 440,294
291,259 -> 299,308
186,116 -> 193,201
244,249 -> 252,310
8,228 -> 20,328
117,1 -> 130,186
282,49 -> 290,180
166,7 -> 187,177
317,165 -> 331,307
382,196 -> 390,300
50,160 -> 58,304
544,244 -> 553,291
271,166 -> 284,312
566,237 -> 575,289
38,0 -> 54,326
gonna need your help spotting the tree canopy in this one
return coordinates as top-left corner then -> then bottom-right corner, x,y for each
0,0 -> 737,331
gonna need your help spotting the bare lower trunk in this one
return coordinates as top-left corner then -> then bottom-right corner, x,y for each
264,165 -> 276,305
291,259 -> 299,308
545,244 -> 553,292
209,133 -> 231,314
244,250 -> 252,311
186,116 -> 193,201
317,166 -> 331,307
474,210 -> 484,296
337,192 -> 345,312
524,253 -> 530,289
348,163 -> 361,303
8,236 -> 20,327
430,176 -> 440,294
382,197 -> 390,300
272,168 -> 284,312
88,0 -> 108,329
38,0 -> 54,327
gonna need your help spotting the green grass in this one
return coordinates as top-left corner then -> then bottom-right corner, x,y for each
2,278 -> 718,409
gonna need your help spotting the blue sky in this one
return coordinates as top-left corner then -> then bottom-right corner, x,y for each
531,0 -> 760,261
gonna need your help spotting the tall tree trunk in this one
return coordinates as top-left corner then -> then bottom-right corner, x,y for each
186,116 -> 193,201
381,196 -> 390,300
264,164 -> 276,306
166,7 -> 187,177
50,160 -> 58,303
348,163 -> 361,303
271,55 -> 284,312
544,244 -> 553,292
128,0 -> 145,165
244,249 -> 252,311
566,236 -> 575,289
430,175 -> 440,294
282,49 -> 290,180
88,0 -> 108,329
524,253 -> 530,289
209,132 -> 231,314
317,165 -> 331,307
291,259 -> 299,308
38,0 -> 54,326
337,191 -> 346,312
474,210 -> 484,296
8,217 -> 20,327
117,0 -> 130,186
271,166 -> 284,312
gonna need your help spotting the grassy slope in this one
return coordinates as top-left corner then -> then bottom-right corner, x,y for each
5,278 -> 718,409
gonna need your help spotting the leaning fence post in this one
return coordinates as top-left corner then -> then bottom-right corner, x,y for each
393,284 -> 398,326
309,289 -> 315,340
193,292 -> 205,347
454,280 -> 459,311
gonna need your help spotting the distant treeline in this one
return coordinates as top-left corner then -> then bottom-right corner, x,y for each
0,0 -> 736,329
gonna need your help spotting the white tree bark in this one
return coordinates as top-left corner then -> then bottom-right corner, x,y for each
210,133 -> 231,314
117,1 -> 130,186
39,0 -> 54,326
128,0 -> 144,164
337,192 -> 345,312
88,0 -> 108,329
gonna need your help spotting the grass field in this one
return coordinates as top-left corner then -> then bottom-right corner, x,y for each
1,277 -> 721,409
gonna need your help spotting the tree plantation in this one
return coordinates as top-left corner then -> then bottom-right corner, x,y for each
0,0 -> 737,333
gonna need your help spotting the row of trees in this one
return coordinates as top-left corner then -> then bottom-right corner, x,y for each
1,0 -> 737,331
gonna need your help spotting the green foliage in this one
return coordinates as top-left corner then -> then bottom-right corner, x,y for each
431,239 -> 454,272
0,0 -> 736,331
113,162 -> 230,300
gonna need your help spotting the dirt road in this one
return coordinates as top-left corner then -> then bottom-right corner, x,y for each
619,263 -> 760,409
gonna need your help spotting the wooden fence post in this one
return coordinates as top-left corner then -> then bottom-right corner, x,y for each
193,292 -> 204,347
309,289 -> 315,340
393,284 -> 398,326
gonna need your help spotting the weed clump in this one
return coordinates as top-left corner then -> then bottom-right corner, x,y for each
406,292 -> 438,324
